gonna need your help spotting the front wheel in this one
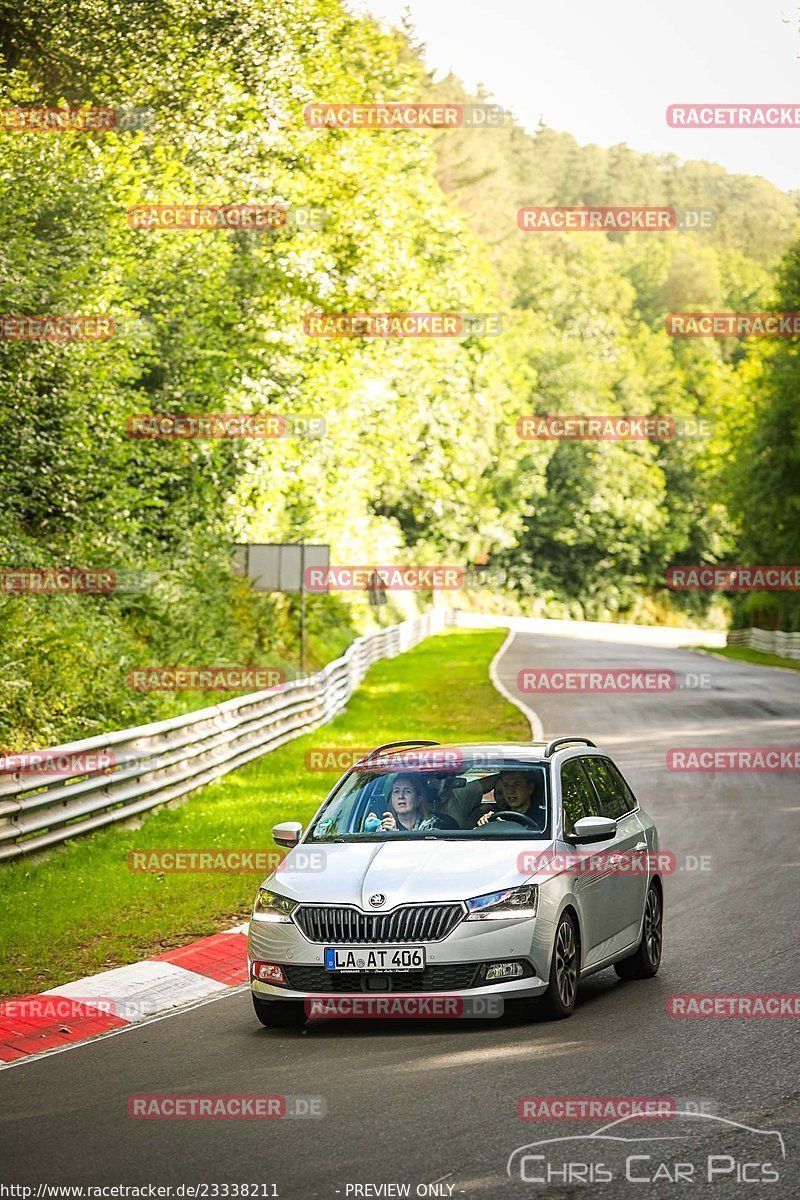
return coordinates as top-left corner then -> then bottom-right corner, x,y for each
614,882 -> 663,980
252,994 -> 306,1029
539,912 -> 579,1019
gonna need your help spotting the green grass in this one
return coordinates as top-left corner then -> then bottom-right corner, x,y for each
697,645 -> 800,671
0,629 -> 525,999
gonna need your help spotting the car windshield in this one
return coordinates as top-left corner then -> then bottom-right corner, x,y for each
306,755 -> 550,841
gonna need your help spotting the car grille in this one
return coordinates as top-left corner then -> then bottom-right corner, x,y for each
294,903 -> 464,944
282,963 -> 480,993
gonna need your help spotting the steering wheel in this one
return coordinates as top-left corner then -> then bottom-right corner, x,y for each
486,809 -> 542,829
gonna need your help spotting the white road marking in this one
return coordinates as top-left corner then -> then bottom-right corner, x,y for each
490,630 -> 544,740
43,959 -> 226,1020
0,984 -> 249,1073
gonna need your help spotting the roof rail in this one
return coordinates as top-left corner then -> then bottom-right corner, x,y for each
361,740 -> 441,759
544,736 -> 597,757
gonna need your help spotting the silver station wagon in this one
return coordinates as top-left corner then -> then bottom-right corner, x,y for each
248,737 -> 663,1028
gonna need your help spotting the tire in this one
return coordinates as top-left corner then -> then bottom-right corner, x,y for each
252,994 -> 306,1029
614,881 -> 663,980
539,911 -> 580,1019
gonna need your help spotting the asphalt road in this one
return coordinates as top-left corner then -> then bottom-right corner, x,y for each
2,630 -> 798,1198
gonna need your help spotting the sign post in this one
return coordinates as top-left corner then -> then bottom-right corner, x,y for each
233,543 -> 330,674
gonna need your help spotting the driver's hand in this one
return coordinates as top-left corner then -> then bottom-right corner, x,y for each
379,811 -> 397,830
476,811 -> 496,827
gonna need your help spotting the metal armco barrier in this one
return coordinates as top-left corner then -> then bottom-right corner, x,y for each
0,610 -> 447,863
726,627 -> 800,660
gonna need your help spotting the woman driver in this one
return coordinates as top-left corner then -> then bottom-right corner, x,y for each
378,772 -> 435,830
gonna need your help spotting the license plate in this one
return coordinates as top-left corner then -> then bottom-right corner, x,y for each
324,945 -> 426,973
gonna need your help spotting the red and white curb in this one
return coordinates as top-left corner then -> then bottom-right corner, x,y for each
0,923 -> 248,1065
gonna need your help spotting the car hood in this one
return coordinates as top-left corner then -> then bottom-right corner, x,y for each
266,838 -> 556,906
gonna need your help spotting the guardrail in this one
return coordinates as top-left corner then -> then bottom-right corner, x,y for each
726,626 -> 800,660
0,609 -> 447,864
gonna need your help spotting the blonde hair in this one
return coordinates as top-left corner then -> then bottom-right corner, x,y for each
390,773 -> 430,822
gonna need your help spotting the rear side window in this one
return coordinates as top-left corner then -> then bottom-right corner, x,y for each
605,760 -> 638,814
583,757 -> 635,819
560,758 -> 598,834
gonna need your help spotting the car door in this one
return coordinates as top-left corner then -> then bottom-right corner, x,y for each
581,756 -> 649,956
558,756 -> 620,965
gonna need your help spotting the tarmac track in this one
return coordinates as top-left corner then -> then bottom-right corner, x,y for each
2,629 -> 798,1199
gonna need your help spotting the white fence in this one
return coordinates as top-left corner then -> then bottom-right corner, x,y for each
726,626 -> 800,660
0,609 -> 447,864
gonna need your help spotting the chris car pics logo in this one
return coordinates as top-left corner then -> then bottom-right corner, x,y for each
507,1111 -> 786,1186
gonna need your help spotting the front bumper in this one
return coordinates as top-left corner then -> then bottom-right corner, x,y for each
248,908 -> 552,1001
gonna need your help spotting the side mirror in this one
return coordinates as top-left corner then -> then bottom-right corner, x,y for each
569,815 -> 617,844
272,820 -> 302,848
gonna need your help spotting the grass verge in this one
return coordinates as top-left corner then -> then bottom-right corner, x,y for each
697,645 -> 800,672
0,628 -> 524,999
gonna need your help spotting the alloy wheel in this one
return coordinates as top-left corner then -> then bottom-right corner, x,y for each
555,919 -> 578,1007
644,887 -> 662,967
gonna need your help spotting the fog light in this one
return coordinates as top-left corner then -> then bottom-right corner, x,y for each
485,962 -> 524,981
253,961 -> 288,985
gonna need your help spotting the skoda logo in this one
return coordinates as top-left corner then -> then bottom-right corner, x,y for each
369,893 -> 386,908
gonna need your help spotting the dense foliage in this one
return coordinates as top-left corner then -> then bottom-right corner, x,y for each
427,75 -> 798,621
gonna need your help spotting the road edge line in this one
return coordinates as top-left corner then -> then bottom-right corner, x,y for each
489,629 -> 544,741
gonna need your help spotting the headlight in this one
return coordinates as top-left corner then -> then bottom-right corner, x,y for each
253,888 -> 298,922
465,885 -> 538,920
